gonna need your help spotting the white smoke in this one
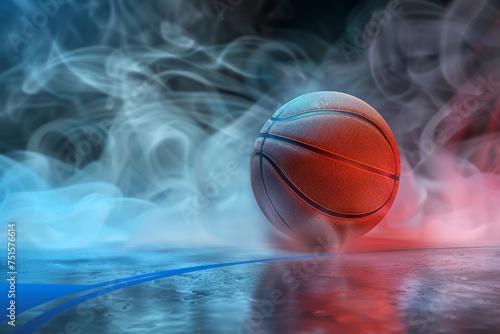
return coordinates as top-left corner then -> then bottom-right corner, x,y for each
0,0 -> 499,249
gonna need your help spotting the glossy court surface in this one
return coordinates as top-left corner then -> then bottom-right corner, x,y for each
2,245 -> 499,333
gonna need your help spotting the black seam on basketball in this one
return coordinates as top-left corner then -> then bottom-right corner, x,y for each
259,133 -> 399,181
257,152 -> 395,219
256,151 -> 300,237
270,108 -> 399,176
255,101 -> 300,237
271,109 -> 387,140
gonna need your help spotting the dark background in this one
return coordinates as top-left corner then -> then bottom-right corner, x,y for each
0,0 -> 457,158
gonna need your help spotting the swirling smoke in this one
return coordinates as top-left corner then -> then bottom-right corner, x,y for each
0,0 -> 499,249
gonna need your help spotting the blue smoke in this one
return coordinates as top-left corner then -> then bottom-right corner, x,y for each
1,0 -> 499,249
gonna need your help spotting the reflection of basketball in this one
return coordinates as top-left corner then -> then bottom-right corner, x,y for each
251,91 -> 400,246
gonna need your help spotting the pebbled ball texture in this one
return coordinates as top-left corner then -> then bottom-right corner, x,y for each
251,91 -> 400,246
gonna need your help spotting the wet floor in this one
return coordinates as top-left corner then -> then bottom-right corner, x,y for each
4,246 -> 500,333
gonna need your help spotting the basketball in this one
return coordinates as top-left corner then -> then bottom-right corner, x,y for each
251,91 -> 400,246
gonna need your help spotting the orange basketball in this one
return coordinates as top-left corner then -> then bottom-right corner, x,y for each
251,91 -> 400,246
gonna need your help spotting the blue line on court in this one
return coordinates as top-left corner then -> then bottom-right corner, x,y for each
15,253 -> 326,334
